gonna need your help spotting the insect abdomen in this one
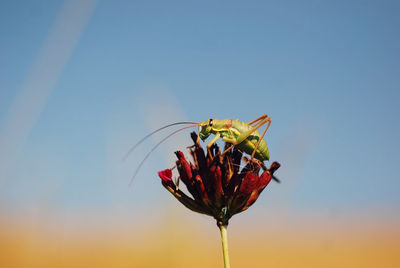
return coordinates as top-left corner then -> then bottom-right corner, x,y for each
232,121 -> 270,161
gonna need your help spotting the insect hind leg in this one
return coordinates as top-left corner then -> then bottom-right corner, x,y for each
248,114 -> 269,126
250,117 -> 271,160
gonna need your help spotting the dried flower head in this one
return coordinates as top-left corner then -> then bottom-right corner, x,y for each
158,132 -> 280,226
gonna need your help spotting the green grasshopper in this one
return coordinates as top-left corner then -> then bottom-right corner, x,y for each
126,114 -> 274,183
197,114 -> 271,162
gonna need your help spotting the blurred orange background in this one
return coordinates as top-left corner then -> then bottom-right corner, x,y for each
1,207 -> 399,268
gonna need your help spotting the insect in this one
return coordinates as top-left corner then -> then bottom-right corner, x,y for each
197,114 -> 271,162
125,114 -> 278,183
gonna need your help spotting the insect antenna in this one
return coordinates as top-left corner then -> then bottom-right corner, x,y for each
122,121 -> 198,161
129,124 -> 197,185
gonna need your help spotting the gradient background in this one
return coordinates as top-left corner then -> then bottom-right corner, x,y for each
1,0 -> 399,267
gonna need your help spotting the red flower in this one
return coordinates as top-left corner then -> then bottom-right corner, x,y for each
158,132 -> 280,226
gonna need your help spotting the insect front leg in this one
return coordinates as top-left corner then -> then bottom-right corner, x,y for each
221,136 -> 238,145
197,126 -> 201,143
206,133 -> 220,159
219,136 -> 238,156
221,145 -> 234,156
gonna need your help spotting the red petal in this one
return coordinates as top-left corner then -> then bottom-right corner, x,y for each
269,161 -> 281,175
239,172 -> 259,196
213,165 -> 224,202
258,171 -> 272,190
158,169 -> 173,183
175,151 -> 186,161
195,175 -> 209,201
175,151 -> 192,177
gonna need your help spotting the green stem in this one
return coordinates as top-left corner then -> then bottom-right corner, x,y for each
219,224 -> 230,268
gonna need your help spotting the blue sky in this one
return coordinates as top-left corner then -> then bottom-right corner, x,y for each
0,0 -> 399,224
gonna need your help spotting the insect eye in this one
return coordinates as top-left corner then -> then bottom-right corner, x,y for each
209,118 -> 213,126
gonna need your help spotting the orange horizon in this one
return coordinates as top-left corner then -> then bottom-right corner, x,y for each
1,209 -> 399,268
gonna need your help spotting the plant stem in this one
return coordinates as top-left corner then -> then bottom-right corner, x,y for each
219,224 -> 230,268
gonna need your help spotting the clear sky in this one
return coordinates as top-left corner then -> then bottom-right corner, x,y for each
0,0 -> 399,226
